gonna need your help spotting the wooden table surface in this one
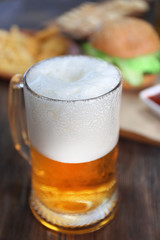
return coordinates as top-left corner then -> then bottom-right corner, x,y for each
0,1 -> 160,239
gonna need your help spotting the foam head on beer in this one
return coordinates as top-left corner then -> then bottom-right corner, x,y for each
26,56 -> 120,100
24,56 -> 122,164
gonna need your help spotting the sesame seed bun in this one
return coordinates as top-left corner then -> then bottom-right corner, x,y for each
91,17 -> 160,58
90,17 -> 160,90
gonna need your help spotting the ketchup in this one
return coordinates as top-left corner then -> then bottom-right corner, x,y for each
148,92 -> 160,106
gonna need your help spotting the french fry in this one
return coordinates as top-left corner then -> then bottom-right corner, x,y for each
37,35 -> 68,61
35,26 -> 59,41
0,25 -> 68,77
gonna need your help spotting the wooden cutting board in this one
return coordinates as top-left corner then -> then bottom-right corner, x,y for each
120,77 -> 160,147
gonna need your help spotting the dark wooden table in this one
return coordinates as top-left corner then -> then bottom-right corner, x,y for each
0,1 -> 160,239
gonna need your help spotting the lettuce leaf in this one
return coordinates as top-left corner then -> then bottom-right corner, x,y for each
82,43 -> 160,86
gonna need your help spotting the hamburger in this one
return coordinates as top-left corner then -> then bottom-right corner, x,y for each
82,17 -> 160,90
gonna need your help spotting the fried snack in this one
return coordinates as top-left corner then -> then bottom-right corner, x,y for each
0,27 -> 35,76
34,26 -> 68,62
0,26 -> 68,78
52,0 -> 149,39
34,25 -> 60,41
36,35 -> 68,61
10,26 -> 39,57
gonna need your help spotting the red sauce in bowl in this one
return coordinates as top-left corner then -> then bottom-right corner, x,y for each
148,93 -> 160,105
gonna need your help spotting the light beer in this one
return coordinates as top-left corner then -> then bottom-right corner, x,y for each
23,56 -> 122,232
31,144 -> 118,214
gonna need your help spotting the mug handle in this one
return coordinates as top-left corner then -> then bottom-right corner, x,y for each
9,74 -> 31,164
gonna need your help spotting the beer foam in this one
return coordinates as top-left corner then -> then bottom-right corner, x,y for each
26,56 -> 121,100
24,56 -> 122,163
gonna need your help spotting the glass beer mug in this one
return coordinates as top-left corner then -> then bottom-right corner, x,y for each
9,56 -> 122,234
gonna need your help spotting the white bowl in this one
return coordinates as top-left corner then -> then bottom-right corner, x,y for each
139,84 -> 160,117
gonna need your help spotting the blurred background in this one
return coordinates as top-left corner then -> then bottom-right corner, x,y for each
0,0 -> 159,30
0,0 -> 99,29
